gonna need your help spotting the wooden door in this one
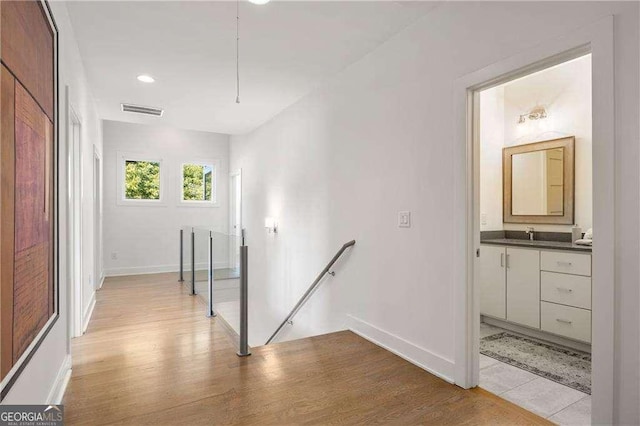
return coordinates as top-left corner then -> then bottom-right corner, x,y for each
0,0 -> 56,385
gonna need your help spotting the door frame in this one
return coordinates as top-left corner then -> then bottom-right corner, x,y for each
453,16 -> 614,424
229,169 -> 242,269
66,87 -> 84,339
93,146 -> 102,290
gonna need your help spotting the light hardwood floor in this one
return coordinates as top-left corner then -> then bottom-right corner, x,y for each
64,273 -> 551,425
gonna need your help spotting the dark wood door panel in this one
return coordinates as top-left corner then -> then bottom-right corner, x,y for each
1,1 -> 54,121
0,65 -> 16,378
47,119 -> 53,318
0,0 -> 56,390
14,83 -> 50,252
12,81 -> 53,363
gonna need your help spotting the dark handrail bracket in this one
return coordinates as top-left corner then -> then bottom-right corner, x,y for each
265,240 -> 356,345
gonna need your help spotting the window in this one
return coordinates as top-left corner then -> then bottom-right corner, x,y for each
117,152 -> 164,205
181,162 -> 217,205
125,160 -> 161,200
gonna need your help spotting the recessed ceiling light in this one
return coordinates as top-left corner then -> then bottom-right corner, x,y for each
248,0 -> 270,4
137,75 -> 155,83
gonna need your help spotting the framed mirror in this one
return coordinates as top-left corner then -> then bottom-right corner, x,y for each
503,136 -> 575,224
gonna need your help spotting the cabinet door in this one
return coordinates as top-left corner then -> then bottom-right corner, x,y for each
479,246 -> 506,319
506,248 -> 540,328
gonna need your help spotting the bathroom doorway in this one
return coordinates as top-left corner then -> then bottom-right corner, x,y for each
472,53 -> 597,424
452,16 -> 615,425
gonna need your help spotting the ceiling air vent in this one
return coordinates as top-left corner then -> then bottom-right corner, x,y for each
121,103 -> 164,117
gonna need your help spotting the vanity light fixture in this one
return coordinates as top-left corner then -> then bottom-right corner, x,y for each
264,217 -> 277,234
137,74 -> 155,83
518,106 -> 547,124
248,0 -> 270,4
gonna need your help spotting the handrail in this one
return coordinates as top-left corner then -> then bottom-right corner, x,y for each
265,239 -> 356,345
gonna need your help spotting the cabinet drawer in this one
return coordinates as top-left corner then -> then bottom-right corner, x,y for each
541,272 -> 591,310
540,251 -> 591,276
541,301 -> 591,343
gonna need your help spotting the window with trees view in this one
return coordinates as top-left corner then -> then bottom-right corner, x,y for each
182,163 -> 215,203
125,160 -> 161,200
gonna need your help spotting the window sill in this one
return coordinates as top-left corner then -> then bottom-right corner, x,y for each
177,201 -> 219,208
117,199 -> 167,207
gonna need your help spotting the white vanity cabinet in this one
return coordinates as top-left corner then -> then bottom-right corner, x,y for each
539,251 -> 592,343
540,251 -> 591,276
506,248 -> 540,329
480,244 -> 592,343
479,245 -> 506,319
540,302 -> 591,342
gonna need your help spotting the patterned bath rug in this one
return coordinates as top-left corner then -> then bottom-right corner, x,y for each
480,332 -> 591,394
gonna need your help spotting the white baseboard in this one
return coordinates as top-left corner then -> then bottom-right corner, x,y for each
46,354 -> 72,405
105,262 -> 229,277
346,315 -> 455,383
82,293 -> 96,333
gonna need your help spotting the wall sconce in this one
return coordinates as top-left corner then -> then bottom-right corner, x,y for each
518,106 -> 547,124
264,217 -> 277,234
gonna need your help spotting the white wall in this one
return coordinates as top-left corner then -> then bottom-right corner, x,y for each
231,2 -> 638,423
2,2 -> 103,404
480,55 -> 592,232
479,87 -> 505,231
102,120 -> 230,276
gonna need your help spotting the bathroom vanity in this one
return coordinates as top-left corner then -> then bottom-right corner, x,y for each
480,136 -> 593,347
480,238 -> 592,344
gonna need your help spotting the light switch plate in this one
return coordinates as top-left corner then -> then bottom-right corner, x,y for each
398,211 -> 411,228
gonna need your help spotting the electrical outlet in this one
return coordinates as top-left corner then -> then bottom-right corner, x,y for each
398,211 -> 411,228
481,213 -> 488,226
111,252 -> 118,260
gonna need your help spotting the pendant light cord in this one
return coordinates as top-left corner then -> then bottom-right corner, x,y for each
235,0 -> 240,104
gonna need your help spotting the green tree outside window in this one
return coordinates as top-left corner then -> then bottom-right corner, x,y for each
204,169 -> 212,200
183,164 -> 214,201
125,160 -> 161,200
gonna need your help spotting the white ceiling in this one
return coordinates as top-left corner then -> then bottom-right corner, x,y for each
501,55 -> 591,112
66,1 -> 437,135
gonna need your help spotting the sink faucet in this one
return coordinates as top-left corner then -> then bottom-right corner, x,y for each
525,227 -> 535,241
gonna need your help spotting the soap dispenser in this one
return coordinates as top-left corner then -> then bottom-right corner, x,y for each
572,225 -> 582,243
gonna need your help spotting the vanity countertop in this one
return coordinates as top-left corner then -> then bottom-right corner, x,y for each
481,238 -> 592,253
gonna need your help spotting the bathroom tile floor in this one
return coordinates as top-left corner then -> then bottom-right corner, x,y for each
479,323 -> 591,426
